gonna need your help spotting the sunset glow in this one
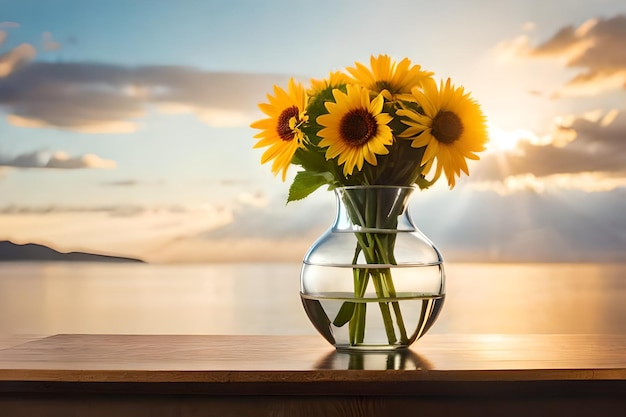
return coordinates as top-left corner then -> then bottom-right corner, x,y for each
1,1 -> 625,263
485,124 -> 530,152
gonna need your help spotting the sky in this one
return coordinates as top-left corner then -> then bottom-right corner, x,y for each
1,0 -> 625,263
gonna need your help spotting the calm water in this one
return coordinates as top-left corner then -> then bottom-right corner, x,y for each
1,262 -> 625,338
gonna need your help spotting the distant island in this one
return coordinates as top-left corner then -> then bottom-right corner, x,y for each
0,241 -> 144,263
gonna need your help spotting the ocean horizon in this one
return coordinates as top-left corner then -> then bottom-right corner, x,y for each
1,261 -> 625,340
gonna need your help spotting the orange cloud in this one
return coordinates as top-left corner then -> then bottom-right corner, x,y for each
474,109 -> 626,191
47,151 -> 116,169
0,43 -> 36,77
528,15 -> 626,96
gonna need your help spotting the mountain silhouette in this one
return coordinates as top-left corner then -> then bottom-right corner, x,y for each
0,241 -> 144,263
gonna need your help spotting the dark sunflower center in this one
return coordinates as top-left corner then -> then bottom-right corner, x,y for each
431,111 -> 463,144
339,109 -> 377,147
375,80 -> 393,92
277,106 -> 300,141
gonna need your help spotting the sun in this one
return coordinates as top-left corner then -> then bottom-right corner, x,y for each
486,123 -> 530,152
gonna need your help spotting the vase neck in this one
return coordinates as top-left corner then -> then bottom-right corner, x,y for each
333,186 -> 416,232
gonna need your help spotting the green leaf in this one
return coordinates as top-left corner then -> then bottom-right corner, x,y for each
303,299 -> 335,343
292,146 -> 329,173
333,301 -> 356,327
415,174 -> 436,190
287,171 -> 333,203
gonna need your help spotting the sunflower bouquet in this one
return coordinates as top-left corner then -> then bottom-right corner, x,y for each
251,55 -> 488,347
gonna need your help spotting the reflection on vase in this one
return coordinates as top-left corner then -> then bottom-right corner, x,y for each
314,348 -> 432,371
301,185 -> 446,351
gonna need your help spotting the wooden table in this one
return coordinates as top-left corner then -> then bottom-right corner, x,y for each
1,334 -> 625,416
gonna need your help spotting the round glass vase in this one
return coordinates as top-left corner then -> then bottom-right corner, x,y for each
300,185 -> 445,351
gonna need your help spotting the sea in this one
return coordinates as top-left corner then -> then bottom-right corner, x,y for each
1,262 -> 625,339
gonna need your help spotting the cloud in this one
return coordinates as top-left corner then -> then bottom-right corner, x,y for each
236,191 -> 269,208
0,59 -> 291,133
0,22 -> 19,29
0,22 -> 20,46
42,32 -> 61,51
473,172 -> 626,195
100,179 -> 166,187
0,203 -> 233,261
493,34 -> 533,63
0,44 -> 36,77
415,188 -> 626,263
47,151 -> 116,169
200,194 -> 332,240
0,203 -> 217,220
138,192 -> 335,262
498,14 -> 626,96
2,188 -> 625,263
0,204 -> 199,217
0,150 -> 116,169
102,179 -> 139,187
474,109 -> 626,192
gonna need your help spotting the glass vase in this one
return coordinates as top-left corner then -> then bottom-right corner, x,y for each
300,185 -> 445,351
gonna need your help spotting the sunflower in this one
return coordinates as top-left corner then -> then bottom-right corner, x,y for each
308,71 -> 349,97
250,78 -> 308,181
398,78 -> 488,188
316,84 -> 393,176
346,54 -> 434,100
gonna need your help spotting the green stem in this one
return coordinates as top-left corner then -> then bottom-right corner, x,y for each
343,187 -> 411,347
370,270 -> 397,344
374,234 -> 409,344
384,272 -> 408,344
350,230 -> 399,346
349,267 -> 368,344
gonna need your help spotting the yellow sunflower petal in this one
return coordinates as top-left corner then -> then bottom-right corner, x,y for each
347,54 -> 435,99
409,131 -> 431,148
400,77 -> 488,188
422,136 -> 439,164
250,78 -> 307,181
316,84 -> 392,176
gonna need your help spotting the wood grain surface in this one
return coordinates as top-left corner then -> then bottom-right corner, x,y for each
0,333 -> 625,382
1,334 -> 625,417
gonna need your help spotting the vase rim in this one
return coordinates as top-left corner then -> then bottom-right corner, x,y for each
336,185 -> 417,191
